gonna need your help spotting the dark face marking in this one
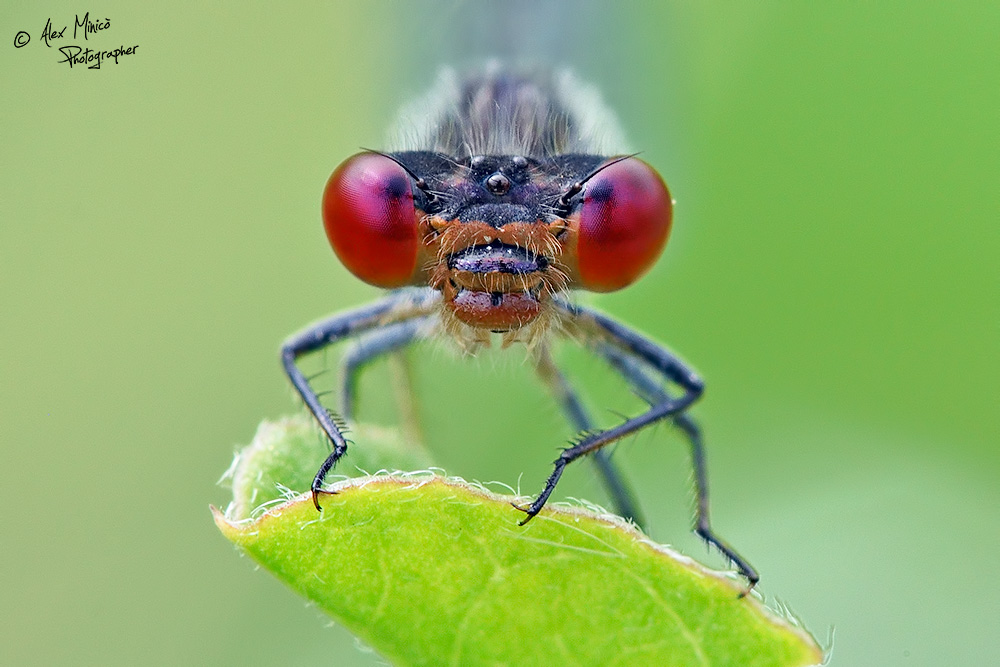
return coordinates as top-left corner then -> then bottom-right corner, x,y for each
449,243 -> 543,274
392,151 -> 604,225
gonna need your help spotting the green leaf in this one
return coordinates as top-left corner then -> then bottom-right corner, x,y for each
215,417 -> 822,666
220,416 -> 434,520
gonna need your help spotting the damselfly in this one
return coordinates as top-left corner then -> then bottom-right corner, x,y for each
281,66 -> 758,590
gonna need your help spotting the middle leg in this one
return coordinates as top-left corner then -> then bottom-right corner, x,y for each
597,342 -> 759,590
534,345 -> 646,527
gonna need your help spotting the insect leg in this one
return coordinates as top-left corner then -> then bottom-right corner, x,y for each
597,343 -> 759,591
281,290 -> 438,510
534,345 -> 646,527
339,319 -> 427,422
339,317 -> 431,449
515,301 -> 702,522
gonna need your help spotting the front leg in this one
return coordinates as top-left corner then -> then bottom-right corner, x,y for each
515,300 -> 703,522
516,300 -> 758,591
280,289 -> 438,510
534,344 -> 646,527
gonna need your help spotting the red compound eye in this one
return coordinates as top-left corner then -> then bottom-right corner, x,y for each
322,152 -> 420,288
575,158 -> 672,292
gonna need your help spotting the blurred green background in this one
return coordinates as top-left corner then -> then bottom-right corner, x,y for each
2,2 -> 997,665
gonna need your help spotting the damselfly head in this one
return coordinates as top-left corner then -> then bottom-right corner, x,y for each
322,69 -> 673,340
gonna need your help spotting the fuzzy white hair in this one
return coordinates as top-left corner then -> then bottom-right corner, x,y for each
388,63 -> 631,157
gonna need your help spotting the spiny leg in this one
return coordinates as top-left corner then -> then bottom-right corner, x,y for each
513,387 -> 697,526
598,343 -> 759,591
517,300 -> 758,591
515,301 -> 702,522
533,344 -> 646,527
281,289 -> 438,510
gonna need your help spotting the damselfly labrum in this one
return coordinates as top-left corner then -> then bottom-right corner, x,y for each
281,66 -> 758,590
